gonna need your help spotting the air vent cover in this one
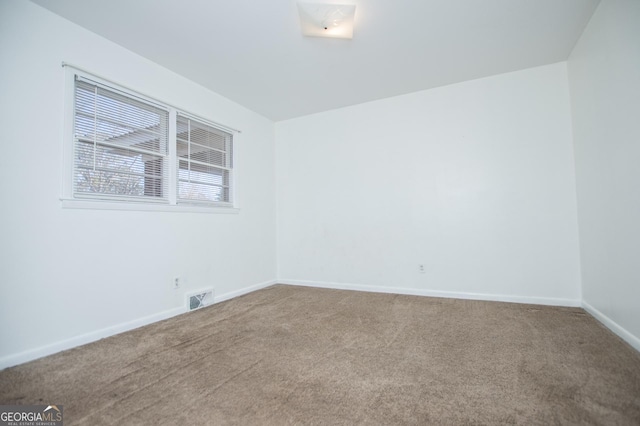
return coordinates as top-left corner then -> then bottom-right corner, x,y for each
187,289 -> 214,311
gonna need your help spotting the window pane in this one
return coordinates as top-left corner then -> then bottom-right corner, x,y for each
73,77 -> 169,200
75,141 -> 164,197
176,115 -> 232,204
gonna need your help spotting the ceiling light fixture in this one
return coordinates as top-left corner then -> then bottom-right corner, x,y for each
297,2 -> 356,39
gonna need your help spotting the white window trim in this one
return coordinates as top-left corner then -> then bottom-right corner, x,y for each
61,63 -> 240,214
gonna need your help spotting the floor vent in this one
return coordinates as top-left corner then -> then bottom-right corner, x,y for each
187,289 -> 214,311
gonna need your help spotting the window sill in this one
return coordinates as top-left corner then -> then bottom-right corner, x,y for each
60,198 -> 240,214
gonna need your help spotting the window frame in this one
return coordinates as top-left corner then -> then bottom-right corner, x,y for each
176,112 -> 234,206
61,65 -> 240,214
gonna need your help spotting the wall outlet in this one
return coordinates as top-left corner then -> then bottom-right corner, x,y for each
173,277 -> 181,289
419,264 -> 426,274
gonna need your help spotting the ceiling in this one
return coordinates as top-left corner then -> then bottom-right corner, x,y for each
31,0 -> 600,121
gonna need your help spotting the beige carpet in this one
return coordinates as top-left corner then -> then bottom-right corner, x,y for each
1,285 -> 639,425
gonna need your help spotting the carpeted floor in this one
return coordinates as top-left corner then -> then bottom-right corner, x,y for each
1,284 -> 639,425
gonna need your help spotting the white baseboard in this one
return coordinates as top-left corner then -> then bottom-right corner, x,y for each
582,301 -> 640,352
215,279 -> 276,304
0,279 -> 277,370
0,307 -> 185,371
279,279 -> 582,307
2,278 -> 602,370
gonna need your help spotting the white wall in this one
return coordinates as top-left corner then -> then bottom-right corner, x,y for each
0,1 -> 276,367
568,0 -> 640,349
276,63 -> 582,305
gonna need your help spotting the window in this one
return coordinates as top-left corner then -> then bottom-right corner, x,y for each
64,67 -> 237,211
177,115 -> 233,204
73,77 -> 169,202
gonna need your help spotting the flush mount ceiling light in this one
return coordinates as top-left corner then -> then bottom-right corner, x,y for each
297,2 -> 356,39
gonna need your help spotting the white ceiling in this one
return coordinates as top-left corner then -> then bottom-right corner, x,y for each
31,0 -> 600,121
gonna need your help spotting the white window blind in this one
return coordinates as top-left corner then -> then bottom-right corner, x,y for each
73,76 -> 169,201
176,114 -> 233,204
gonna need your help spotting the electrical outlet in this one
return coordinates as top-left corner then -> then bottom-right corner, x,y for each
419,264 -> 426,274
173,277 -> 181,289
